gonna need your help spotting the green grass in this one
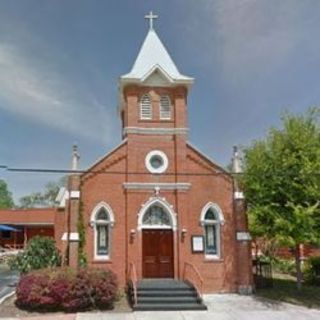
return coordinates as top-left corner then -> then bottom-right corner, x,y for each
256,273 -> 320,309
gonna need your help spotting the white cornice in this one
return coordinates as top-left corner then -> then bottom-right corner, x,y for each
124,127 -> 188,135
123,182 -> 191,191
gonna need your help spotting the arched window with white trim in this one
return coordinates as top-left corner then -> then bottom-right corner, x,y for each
160,95 -> 171,120
142,205 -> 171,227
140,94 -> 152,119
137,198 -> 177,231
200,203 -> 224,258
90,202 -> 115,260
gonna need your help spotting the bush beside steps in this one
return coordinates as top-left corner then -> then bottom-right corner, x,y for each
15,267 -> 118,312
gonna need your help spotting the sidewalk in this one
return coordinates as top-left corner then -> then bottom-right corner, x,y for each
1,294 -> 320,320
0,264 -> 19,304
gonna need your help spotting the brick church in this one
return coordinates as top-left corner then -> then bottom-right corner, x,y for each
1,13 -> 253,296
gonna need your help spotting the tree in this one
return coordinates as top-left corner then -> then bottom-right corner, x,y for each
9,236 -> 61,273
19,176 -> 66,208
0,179 -> 14,209
242,108 -> 320,289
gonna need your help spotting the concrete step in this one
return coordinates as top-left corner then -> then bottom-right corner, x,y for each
137,279 -> 192,290
130,279 -> 207,311
133,303 -> 207,311
138,290 -> 197,297
138,296 -> 201,304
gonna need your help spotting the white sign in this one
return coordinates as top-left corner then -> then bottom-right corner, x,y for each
236,232 -> 252,241
192,236 -> 204,253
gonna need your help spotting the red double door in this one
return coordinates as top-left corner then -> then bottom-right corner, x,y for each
142,229 -> 174,278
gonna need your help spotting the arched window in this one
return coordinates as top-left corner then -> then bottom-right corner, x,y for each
90,202 -> 115,260
160,95 -> 171,120
137,198 -> 177,231
140,94 -> 152,119
200,203 -> 224,258
142,205 -> 171,227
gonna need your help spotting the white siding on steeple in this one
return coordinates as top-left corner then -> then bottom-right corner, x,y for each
160,95 -> 171,120
140,94 -> 152,119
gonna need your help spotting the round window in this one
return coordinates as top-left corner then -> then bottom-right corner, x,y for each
150,155 -> 163,169
145,150 -> 168,174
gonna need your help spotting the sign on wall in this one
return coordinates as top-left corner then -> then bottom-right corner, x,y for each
191,235 -> 204,253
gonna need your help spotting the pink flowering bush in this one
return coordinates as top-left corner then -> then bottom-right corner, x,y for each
15,267 -> 118,312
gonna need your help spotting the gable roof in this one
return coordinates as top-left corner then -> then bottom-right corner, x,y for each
120,29 -> 193,87
187,142 -> 232,177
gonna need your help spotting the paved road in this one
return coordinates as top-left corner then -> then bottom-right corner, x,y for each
0,264 -> 19,302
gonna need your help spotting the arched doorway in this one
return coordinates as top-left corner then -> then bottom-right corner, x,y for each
139,201 -> 175,278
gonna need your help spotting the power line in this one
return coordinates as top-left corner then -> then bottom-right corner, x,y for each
2,166 -> 226,176
1,165 -> 320,177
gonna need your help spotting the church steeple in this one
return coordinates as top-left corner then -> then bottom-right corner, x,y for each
119,13 -> 192,138
120,12 -> 193,89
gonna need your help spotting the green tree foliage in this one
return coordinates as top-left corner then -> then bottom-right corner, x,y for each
19,176 -> 66,208
77,201 -> 87,267
242,108 -> 320,289
0,179 -> 14,209
9,236 -> 61,273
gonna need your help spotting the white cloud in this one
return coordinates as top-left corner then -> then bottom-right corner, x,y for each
183,0 -> 318,87
0,41 -> 115,143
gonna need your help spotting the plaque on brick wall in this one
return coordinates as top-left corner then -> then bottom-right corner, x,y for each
191,235 -> 204,253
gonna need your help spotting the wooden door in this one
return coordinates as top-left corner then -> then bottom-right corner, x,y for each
142,229 -> 174,278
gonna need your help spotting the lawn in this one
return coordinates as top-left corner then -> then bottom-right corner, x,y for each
256,273 -> 320,309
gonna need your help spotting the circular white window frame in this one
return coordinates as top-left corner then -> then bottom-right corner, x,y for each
145,150 -> 168,174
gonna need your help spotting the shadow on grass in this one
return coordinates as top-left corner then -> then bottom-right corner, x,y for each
255,275 -> 320,309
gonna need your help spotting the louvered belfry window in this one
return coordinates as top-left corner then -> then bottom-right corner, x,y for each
160,95 -> 171,120
140,94 -> 152,119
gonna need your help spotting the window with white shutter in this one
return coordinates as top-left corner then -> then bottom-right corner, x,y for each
140,94 -> 152,119
160,95 -> 171,120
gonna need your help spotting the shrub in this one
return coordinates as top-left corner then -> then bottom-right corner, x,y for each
304,256 -> 320,286
15,267 -> 118,312
9,236 -> 61,273
272,257 -> 296,275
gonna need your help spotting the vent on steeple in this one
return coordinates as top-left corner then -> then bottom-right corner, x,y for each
160,95 -> 171,120
140,94 -> 152,119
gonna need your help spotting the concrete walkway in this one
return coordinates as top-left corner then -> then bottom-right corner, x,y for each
0,264 -> 19,303
1,294 -> 320,320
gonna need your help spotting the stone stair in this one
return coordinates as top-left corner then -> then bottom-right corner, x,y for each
131,279 -> 207,311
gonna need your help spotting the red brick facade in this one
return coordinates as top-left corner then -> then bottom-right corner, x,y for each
65,84 -> 254,293
1,25 -> 254,294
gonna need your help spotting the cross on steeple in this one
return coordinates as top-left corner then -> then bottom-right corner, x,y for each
145,11 -> 158,30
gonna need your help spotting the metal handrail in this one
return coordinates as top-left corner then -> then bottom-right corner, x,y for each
183,262 -> 204,298
128,262 -> 138,306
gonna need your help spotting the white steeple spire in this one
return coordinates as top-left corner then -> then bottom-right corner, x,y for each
120,12 -> 193,88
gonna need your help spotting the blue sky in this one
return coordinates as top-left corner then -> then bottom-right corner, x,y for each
1,0 -> 320,202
